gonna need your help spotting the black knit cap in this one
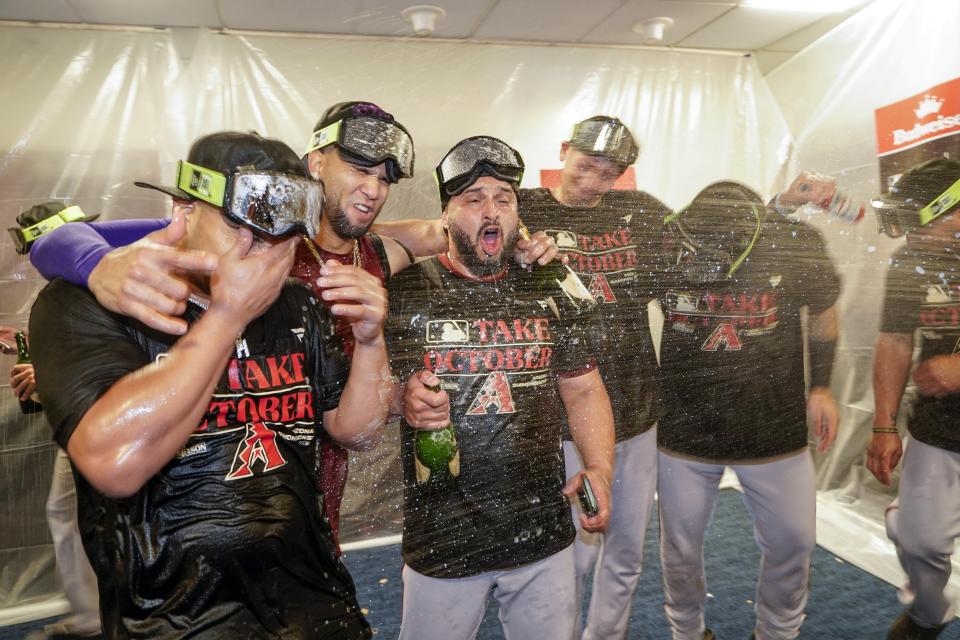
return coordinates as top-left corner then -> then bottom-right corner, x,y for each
136,131 -> 307,201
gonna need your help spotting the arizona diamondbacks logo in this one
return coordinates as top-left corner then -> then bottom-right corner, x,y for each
701,323 -> 743,351
466,371 -> 516,415
226,422 -> 288,480
589,272 -> 617,303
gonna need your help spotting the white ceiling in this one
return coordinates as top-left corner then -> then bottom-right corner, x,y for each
0,0 -> 876,74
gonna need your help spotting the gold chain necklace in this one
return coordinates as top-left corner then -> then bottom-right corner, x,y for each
302,234 -> 361,269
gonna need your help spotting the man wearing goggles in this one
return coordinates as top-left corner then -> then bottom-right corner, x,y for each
654,181 -> 841,640
868,158 -> 960,640
390,135 -> 614,640
371,116 -> 666,640
27,131 -> 390,639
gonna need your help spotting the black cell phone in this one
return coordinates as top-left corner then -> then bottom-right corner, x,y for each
577,475 -> 598,517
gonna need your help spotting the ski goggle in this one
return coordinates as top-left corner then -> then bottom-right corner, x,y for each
172,161 -> 322,239
8,205 -> 90,255
305,116 -> 414,181
663,204 -> 763,283
570,118 -> 639,167
876,176 -> 960,238
435,136 -> 525,198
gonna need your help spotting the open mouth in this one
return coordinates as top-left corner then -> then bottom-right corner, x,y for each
480,225 -> 502,256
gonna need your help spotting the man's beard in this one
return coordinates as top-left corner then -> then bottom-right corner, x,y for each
325,203 -> 373,240
449,224 -> 519,275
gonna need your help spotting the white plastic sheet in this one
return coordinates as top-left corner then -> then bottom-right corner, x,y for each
1,22 -> 791,621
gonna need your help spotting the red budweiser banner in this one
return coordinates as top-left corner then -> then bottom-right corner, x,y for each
875,76 -> 960,188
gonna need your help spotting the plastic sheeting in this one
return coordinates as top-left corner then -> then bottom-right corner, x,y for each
767,0 -> 960,594
0,18 -> 829,623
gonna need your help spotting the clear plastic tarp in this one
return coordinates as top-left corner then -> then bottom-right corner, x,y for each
1,0 -> 958,624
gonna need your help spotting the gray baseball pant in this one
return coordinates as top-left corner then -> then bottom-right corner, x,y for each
657,449 -> 816,640
398,544 -> 576,640
886,436 -> 960,627
46,448 -> 101,635
563,427 -> 658,640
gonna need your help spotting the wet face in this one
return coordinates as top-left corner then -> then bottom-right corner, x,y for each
557,144 -> 624,207
906,208 -> 960,253
308,147 -> 390,239
184,200 -> 275,260
443,176 -> 520,276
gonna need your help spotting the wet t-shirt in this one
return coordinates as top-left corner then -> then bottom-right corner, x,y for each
656,218 -> 840,462
881,245 -> 960,453
519,187 -> 668,442
30,280 -> 371,640
386,255 -> 595,578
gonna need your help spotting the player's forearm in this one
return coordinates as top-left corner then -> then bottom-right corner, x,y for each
30,219 -> 164,285
872,332 -> 913,426
68,308 -> 244,497
324,336 -> 392,451
559,370 -> 615,483
372,218 -> 446,257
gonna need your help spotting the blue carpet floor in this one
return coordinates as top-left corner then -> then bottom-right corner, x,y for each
4,490 -> 954,639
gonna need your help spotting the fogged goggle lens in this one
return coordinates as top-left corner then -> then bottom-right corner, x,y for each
306,117 -> 414,179
570,118 -> 638,167
226,172 -> 322,239
435,136 -> 525,196
176,161 -> 321,239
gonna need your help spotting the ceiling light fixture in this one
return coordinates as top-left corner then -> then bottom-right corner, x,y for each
740,0 -> 864,12
402,5 -> 446,37
631,17 -> 674,45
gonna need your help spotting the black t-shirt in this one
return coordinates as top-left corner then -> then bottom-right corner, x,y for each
881,245 -> 960,453
386,255 -> 595,578
519,187 -> 668,442
30,279 -> 371,640
656,218 -> 840,462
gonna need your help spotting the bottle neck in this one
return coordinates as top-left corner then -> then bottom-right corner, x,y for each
15,332 -> 30,364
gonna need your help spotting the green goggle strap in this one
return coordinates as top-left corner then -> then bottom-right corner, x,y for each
661,205 -> 762,277
304,120 -> 343,155
20,205 -> 88,243
175,160 -> 228,207
918,176 -> 960,227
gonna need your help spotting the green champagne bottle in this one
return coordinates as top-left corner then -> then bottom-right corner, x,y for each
413,382 -> 460,484
14,331 -> 42,414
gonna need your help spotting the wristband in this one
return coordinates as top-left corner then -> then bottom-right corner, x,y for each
809,338 -> 836,389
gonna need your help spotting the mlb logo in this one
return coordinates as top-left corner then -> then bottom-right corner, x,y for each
427,320 -> 469,343
548,230 -> 578,249
667,292 -> 699,313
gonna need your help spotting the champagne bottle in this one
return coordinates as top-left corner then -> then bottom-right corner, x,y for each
14,331 -> 42,414
413,381 -> 460,484
518,224 -> 597,315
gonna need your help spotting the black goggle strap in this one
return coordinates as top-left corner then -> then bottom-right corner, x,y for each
175,160 -> 227,207
662,204 -> 762,277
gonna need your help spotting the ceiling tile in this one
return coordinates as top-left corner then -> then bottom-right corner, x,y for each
0,0 -> 81,23
473,0 -> 623,43
221,0 -> 497,38
582,0 -> 736,47
677,5 -> 826,50
69,0 -> 221,28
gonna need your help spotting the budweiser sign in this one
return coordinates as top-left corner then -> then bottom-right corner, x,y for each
875,77 -> 960,157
